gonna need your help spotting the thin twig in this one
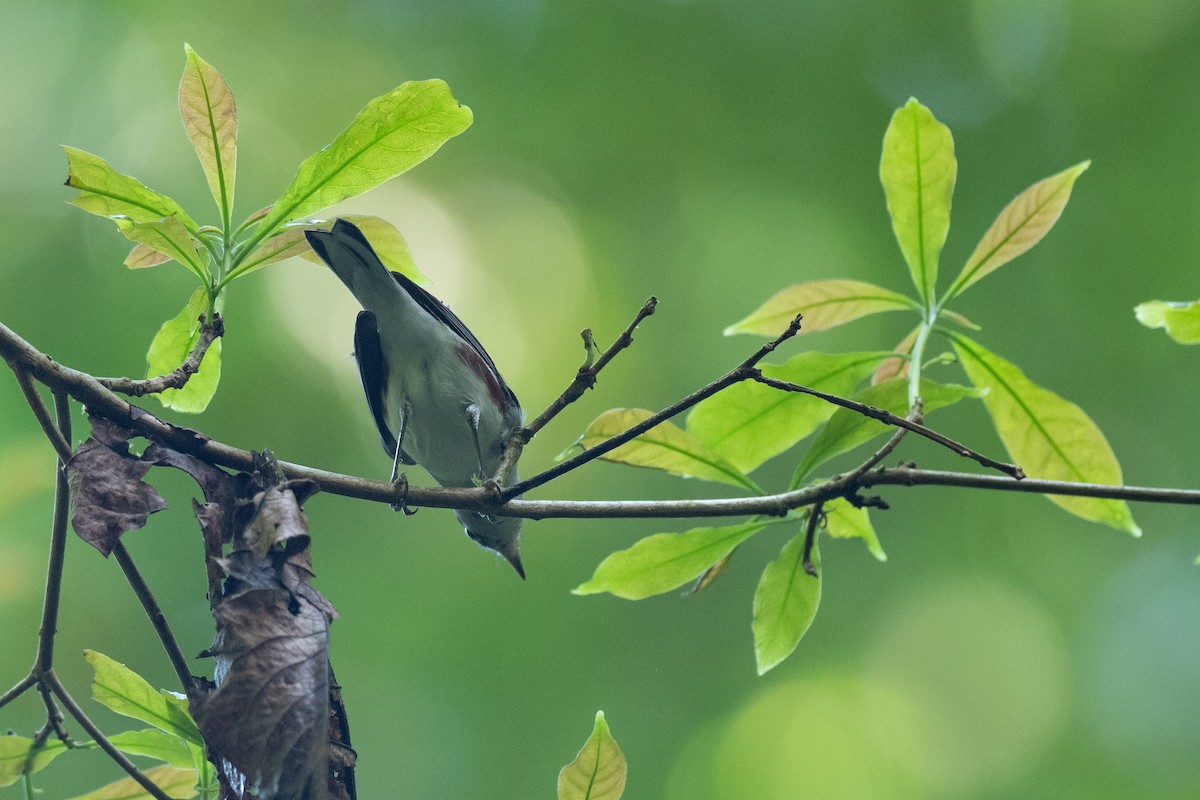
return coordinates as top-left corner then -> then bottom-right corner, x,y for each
501,313 -> 804,500
526,296 -> 658,439
494,296 -> 658,485
802,501 -> 823,577
10,367 -> 72,462
843,405 -> 920,485
0,673 -> 37,710
98,314 -> 223,397
44,671 -> 174,800
752,372 -> 1024,479
110,541 -> 196,695
36,393 -> 73,675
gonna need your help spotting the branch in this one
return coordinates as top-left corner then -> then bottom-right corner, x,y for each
494,296 -> 657,485
751,372 -> 1024,479
45,671 -> 174,800
5,319 -> 1200,522
97,314 -> 223,397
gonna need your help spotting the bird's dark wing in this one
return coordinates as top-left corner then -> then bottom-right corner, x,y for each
322,218 -> 520,412
389,269 -> 521,411
354,310 -> 414,463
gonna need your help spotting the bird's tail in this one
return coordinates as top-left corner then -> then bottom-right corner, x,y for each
304,219 -> 399,309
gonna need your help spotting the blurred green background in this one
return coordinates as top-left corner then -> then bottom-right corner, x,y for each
3,1 -> 1200,798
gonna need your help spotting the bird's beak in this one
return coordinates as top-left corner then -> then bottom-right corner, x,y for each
501,544 -> 526,580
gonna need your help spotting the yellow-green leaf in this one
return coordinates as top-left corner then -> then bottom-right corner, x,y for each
872,325 -> 919,385
945,161 -> 1089,301
753,532 -> 821,675
792,378 -> 982,484
63,147 -> 197,232
571,409 -> 760,492
880,98 -> 956,303
124,243 -> 172,269
687,351 -> 891,473
180,44 -> 237,224
951,334 -> 1139,534
233,215 -> 428,283
0,736 -> 68,787
1135,300 -> 1200,344
85,651 -> 202,744
824,497 -> 885,561
144,288 -> 223,414
574,521 -> 771,599
117,217 -> 208,280
558,711 -> 626,800
724,280 -> 917,337
254,79 -> 472,237
68,764 -> 197,800
108,729 -> 196,770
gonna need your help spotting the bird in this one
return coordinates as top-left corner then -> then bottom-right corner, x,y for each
304,219 -> 526,578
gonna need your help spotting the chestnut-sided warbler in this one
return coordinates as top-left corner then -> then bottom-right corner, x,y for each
305,219 -> 525,578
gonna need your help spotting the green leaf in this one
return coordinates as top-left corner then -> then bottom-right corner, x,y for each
84,650 -> 203,744
823,497 -> 885,561
792,378 -> 982,484
724,280 -> 917,337
753,532 -> 821,675
557,711 -> 627,800
0,736 -> 68,788
179,44 -> 237,224
945,161 -> 1090,301
232,215 -> 429,283
108,729 -> 196,770
63,147 -> 197,232
687,351 -> 891,473
571,409 -> 760,492
145,288 -> 223,414
880,98 -> 956,303
1135,300 -> 1200,344
68,764 -> 197,800
255,79 -> 472,237
574,521 -> 772,599
124,243 -> 172,270
116,217 -> 208,280
951,334 -> 1139,534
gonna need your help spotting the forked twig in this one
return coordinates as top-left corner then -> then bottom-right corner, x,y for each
500,313 -> 804,500
494,297 -> 657,486
98,314 -> 223,397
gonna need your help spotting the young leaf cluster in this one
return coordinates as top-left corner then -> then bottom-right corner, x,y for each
571,98 -> 1136,674
0,651 -> 214,799
64,45 -> 467,412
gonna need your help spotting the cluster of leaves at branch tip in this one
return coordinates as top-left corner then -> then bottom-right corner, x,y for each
63,43 -> 467,413
573,96 -> 1136,675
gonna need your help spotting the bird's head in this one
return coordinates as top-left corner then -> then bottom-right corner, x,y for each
457,510 -> 524,579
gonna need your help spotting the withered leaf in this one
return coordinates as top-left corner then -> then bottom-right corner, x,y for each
143,442 -> 252,545
199,588 -> 331,800
196,479 -> 335,800
67,420 -> 168,556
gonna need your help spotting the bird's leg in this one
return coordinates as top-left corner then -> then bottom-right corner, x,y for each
391,399 -> 417,515
464,403 -> 486,482
465,403 -> 506,522
390,398 -> 413,484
